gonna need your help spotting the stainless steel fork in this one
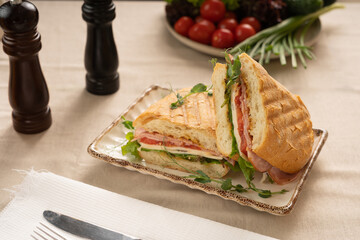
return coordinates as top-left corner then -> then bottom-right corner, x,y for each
31,222 -> 68,240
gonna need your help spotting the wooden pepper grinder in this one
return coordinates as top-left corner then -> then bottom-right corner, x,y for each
82,0 -> 119,95
0,0 -> 52,134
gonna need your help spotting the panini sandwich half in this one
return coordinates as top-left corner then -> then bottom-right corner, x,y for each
132,88 -> 230,178
212,53 -> 314,184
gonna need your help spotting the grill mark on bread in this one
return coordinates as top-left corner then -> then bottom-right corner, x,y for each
208,95 -> 216,128
181,104 -> 188,125
133,87 -> 220,153
195,94 -> 201,126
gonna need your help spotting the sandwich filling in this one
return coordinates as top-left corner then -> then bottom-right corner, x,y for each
134,128 -> 228,163
231,81 -> 300,185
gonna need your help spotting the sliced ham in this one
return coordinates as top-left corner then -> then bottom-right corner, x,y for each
134,128 -> 201,150
268,167 -> 301,185
247,150 -> 272,172
235,81 -> 300,184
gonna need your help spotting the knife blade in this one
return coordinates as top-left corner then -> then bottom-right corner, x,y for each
43,210 -> 140,240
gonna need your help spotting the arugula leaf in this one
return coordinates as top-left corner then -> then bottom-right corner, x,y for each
221,178 -> 233,190
194,170 -> 211,183
190,83 -> 208,93
237,156 -> 255,186
121,116 -> 134,130
222,54 -> 241,108
170,83 -> 212,109
235,184 -> 247,193
209,58 -> 218,68
121,138 -> 141,159
120,118 -> 140,159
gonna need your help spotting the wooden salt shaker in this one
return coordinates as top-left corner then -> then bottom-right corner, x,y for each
0,0 -> 52,134
82,0 -> 119,95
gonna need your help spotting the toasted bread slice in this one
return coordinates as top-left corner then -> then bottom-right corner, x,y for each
134,88 -> 229,177
133,88 -> 219,154
211,64 -> 233,156
240,53 -> 313,173
139,150 -> 229,178
212,53 -> 314,173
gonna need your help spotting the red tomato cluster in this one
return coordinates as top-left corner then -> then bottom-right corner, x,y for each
173,0 -> 261,49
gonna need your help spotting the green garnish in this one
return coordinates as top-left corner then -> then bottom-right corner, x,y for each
229,3 -> 344,68
121,131 -> 141,160
121,116 -> 134,130
186,170 -> 247,193
170,83 -> 212,109
140,148 -> 222,165
120,117 -> 141,160
120,117 -> 287,198
222,54 -> 241,108
209,58 -> 218,68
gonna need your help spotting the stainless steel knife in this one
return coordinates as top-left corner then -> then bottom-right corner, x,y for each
43,210 -> 140,240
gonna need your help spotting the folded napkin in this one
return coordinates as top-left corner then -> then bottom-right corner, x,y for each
0,171 -> 276,240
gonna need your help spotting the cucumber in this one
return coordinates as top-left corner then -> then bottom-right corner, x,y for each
285,0 -> 324,16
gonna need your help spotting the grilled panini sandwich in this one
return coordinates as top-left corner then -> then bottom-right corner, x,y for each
133,88 -> 230,178
212,53 -> 314,184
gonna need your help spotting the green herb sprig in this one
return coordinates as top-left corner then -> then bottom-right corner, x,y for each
170,83 -> 213,109
120,117 -> 141,160
120,118 -> 287,198
229,3 -> 344,68
186,170 -> 247,193
159,144 -> 286,198
222,54 -> 241,107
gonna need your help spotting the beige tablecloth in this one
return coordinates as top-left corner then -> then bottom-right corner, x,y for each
0,1 -> 359,239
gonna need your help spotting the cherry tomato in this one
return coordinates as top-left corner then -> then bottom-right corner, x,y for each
174,16 -> 195,37
235,24 -> 256,43
198,19 -> 216,33
218,18 -> 238,34
211,29 -> 235,49
200,0 -> 226,23
195,16 -> 204,23
224,11 -> 237,20
188,20 -> 216,44
239,17 -> 261,32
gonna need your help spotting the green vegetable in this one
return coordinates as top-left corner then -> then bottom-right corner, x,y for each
285,0 -> 324,16
121,131 -> 141,160
170,83 -> 212,109
222,54 -> 241,108
120,115 -> 286,198
229,3 -> 344,68
121,116 -> 134,130
140,148 -> 222,164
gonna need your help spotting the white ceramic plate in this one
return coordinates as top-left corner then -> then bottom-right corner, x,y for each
88,85 -> 328,215
165,18 -> 321,58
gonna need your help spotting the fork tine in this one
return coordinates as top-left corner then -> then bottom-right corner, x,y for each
32,223 -> 68,240
39,223 -> 67,240
33,230 -> 48,240
31,235 -> 40,240
36,226 -> 59,240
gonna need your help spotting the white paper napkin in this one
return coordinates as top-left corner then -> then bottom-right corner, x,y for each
0,171 -> 276,240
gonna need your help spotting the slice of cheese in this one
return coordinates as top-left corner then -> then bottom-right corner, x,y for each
139,143 -> 223,160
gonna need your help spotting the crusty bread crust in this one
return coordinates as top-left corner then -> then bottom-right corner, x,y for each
239,53 -> 314,173
139,150 -> 229,178
211,64 -> 233,156
133,88 -> 219,153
